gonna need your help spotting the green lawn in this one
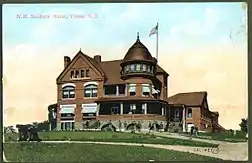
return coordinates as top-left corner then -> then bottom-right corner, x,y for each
5,131 -> 218,147
180,131 -> 247,142
3,142 -> 223,162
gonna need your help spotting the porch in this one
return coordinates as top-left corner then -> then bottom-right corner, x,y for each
98,100 -> 168,116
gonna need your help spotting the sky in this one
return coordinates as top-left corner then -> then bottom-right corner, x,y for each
2,3 -> 247,129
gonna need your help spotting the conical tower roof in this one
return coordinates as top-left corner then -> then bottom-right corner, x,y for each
123,33 -> 155,62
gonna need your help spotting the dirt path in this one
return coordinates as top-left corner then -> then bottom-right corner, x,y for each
40,140 -> 247,161
152,132 -> 248,161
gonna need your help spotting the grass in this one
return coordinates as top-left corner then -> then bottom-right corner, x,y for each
180,131 -> 247,142
3,142 -> 223,162
5,131 -> 218,147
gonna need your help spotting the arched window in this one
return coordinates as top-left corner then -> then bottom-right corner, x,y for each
84,84 -> 98,98
62,86 -> 75,98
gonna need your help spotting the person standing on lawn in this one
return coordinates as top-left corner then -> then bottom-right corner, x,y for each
190,126 -> 195,138
194,125 -> 199,137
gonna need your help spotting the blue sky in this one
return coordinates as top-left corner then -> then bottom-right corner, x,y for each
3,3 -> 246,48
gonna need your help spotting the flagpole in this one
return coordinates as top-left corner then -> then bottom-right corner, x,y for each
156,22 -> 159,62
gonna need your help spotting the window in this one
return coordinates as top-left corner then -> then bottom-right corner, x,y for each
61,122 -> 64,130
86,69 -> 90,77
61,113 -> 74,118
71,71 -> 74,78
81,70 -> 85,78
124,65 -> 129,73
147,66 -> 151,73
136,64 -> 141,72
130,104 -> 136,114
187,108 -> 192,118
62,86 -> 75,98
104,85 -> 116,95
75,71 -> 79,78
150,66 -> 154,73
128,84 -> 136,96
130,65 -> 135,72
60,122 -> 74,131
72,122 -> 75,130
175,109 -> 179,118
142,64 -> 147,72
118,84 -> 126,95
83,113 -> 96,117
84,84 -> 98,98
111,107 -> 119,115
142,84 -> 150,96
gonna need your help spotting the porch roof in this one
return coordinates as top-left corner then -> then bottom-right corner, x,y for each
95,96 -> 168,104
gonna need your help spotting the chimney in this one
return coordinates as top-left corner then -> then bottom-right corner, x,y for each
94,55 -> 101,62
64,56 -> 71,68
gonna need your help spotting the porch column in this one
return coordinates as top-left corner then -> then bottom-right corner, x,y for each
182,105 -> 186,132
145,103 -> 147,114
161,104 -> 164,115
96,104 -> 100,116
116,85 -> 119,96
120,103 -> 123,114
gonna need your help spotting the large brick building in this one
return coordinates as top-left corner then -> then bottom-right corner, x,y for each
48,35 -> 223,132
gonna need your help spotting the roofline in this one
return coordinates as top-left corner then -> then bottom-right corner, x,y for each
56,51 -> 105,83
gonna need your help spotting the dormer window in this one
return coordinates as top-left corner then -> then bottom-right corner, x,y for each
75,71 -> 79,78
81,70 -> 85,78
86,69 -> 90,77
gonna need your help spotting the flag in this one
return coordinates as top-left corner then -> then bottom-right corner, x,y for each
149,25 -> 158,37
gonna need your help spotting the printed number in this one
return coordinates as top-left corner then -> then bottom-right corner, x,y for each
211,147 -> 219,154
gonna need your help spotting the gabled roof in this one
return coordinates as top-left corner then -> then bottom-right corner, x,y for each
56,51 -> 106,83
57,50 -> 169,85
167,91 -> 207,107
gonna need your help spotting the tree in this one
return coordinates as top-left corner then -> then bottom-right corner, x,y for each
239,118 -> 248,132
48,103 -> 57,130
